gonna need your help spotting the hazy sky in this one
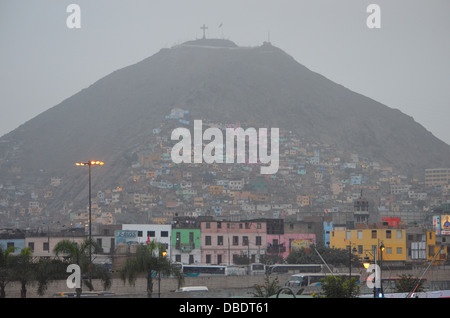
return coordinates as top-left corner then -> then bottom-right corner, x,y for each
1,0 -> 449,145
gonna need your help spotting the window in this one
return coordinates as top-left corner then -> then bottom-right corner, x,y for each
256,236 -> 262,246
346,231 -> 351,240
396,247 -> 403,255
161,231 -> 168,237
396,230 -> 403,239
257,223 -> 262,229
206,222 -> 210,229
176,232 -> 181,249
217,221 -> 222,229
137,231 -> 143,237
205,236 -> 211,246
358,231 -> 363,239
386,230 -> 391,239
206,254 -> 211,264
147,231 -> 155,237
218,236 -> 223,246
358,245 -> 363,254
429,246 -> 435,257
243,236 -> 249,246
28,242 -> 34,252
7,242 -> 14,249
43,242 -> 49,251
217,254 -> 223,264
233,236 -> 239,246
372,230 -> 377,239
386,247 -> 392,254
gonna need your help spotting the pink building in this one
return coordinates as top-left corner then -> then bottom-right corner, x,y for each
200,220 -> 267,265
266,233 -> 316,259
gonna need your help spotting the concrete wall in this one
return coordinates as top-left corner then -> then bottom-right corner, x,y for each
4,266 -> 450,298
3,273 -> 289,298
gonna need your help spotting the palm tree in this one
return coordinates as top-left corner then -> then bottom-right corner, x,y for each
34,258 -> 69,296
119,240 -> 176,298
53,238 -> 111,297
9,247 -> 34,298
0,246 -> 15,298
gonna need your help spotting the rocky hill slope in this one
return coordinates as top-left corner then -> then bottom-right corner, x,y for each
1,39 -> 449,204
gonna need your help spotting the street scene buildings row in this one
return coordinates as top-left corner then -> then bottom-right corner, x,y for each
1,215 -> 447,271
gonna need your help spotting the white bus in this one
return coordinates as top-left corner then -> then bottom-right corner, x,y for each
250,263 -> 266,275
285,273 -> 361,288
266,264 -> 324,274
181,264 -> 227,276
174,263 -> 266,276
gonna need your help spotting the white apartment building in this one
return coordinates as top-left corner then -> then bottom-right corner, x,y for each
122,224 -> 171,254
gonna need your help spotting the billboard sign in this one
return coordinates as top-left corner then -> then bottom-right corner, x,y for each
441,215 -> 450,235
115,230 -> 138,245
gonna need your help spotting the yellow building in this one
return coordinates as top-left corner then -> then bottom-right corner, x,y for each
425,168 -> 450,186
424,231 -> 448,264
330,228 -> 407,262
296,195 -> 310,206
249,193 -> 270,202
208,185 -> 223,195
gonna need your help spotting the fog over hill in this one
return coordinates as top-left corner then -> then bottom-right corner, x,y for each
1,38 -> 449,203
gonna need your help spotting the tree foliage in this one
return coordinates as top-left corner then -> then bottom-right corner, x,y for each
318,275 -> 360,298
8,247 -> 34,298
0,246 -> 15,298
286,244 -> 361,268
53,238 -> 111,297
394,274 -> 425,293
119,240 -> 179,298
0,246 -> 68,298
252,273 -> 281,298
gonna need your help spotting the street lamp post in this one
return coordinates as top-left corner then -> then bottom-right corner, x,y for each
348,243 -> 357,280
75,160 -> 104,278
362,242 -> 385,298
363,250 -> 377,298
379,243 -> 385,298
158,250 -> 167,298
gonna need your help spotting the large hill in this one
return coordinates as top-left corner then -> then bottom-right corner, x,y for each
1,38 -> 449,202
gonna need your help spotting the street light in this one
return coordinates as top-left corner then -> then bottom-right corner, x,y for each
158,250 -> 168,298
75,160 -> 104,279
363,256 -> 371,269
348,243 -> 357,280
362,242 -> 385,298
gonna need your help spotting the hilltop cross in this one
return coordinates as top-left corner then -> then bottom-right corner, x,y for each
200,24 -> 208,39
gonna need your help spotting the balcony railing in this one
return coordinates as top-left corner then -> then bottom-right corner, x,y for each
176,243 -> 195,253
267,245 -> 286,254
